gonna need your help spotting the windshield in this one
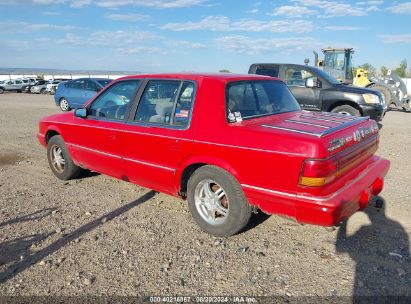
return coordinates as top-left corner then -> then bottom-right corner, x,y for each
313,68 -> 341,85
226,80 -> 300,121
97,79 -> 112,87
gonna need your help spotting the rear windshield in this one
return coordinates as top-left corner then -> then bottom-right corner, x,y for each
97,80 -> 112,87
226,80 -> 300,121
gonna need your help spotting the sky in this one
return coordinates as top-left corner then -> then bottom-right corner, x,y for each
0,0 -> 410,73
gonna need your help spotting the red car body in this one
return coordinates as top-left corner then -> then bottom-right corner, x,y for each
37,73 -> 390,227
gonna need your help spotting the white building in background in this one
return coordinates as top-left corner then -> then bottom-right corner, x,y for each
0,74 -> 130,82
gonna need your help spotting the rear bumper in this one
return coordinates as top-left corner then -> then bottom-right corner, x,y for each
243,156 -> 390,226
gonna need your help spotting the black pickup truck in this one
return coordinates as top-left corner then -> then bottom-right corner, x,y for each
249,63 -> 387,121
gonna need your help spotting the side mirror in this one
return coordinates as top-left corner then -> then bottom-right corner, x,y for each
305,77 -> 315,88
74,108 -> 88,118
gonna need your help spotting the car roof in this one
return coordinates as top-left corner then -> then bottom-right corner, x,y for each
118,73 -> 279,83
251,63 -> 320,72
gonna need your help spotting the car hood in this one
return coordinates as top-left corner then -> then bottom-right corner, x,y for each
331,84 -> 381,96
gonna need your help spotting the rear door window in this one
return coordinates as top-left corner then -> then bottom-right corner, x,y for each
255,66 -> 280,77
134,80 -> 195,127
85,79 -> 100,92
69,79 -> 86,90
226,80 -> 300,121
283,67 -> 314,86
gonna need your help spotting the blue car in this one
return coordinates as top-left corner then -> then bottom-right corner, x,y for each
54,78 -> 112,111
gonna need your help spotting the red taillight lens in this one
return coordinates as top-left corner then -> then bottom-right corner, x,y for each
299,159 -> 336,187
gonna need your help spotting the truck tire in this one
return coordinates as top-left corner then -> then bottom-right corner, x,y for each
47,135 -> 82,180
331,105 -> 360,117
187,165 -> 252,237
40,88 -> 46,94
0,88 -> 4,94
369,84 -> 392,106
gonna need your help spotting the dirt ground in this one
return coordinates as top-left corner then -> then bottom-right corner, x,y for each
0,93 -> 410,299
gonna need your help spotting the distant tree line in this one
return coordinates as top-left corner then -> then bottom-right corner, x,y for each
357,59 -> 410,78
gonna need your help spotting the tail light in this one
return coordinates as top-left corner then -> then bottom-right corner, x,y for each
299,137 -> 379,188
299,159 -> 336,187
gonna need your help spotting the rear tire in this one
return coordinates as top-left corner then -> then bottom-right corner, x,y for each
0,88 -> 4,94
187,165 -> 252,237
47,135 -> 82,180
331,105 -> 361,117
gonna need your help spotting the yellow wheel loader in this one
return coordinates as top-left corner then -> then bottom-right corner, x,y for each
313,48 -> 410,111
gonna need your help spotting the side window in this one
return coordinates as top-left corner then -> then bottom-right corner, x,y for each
15,80 -> 22,85
69,79 -> 85,90
283,67 -> 314,86
85,80 -> 100,92
174,82 -> 195,127
134,80 -> 180,125
89,80 -> 140,120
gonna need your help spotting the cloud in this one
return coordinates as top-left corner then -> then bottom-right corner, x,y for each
356,1 -> 383,5
324,25 -> 361,31
0,21 -> 76,32
387,2 -> 411,14
215,35 -> 320,55
379,34 -> 411,43
41,11 -> 62,15
166,40 -> 207,49
291,0 -> 368,17
105,13 -> 148,22
272,6 -> 318,18
57,30 -> 158,46
322,3 -> 366,17
0,0 -> 206,8
247,9 -> 259,14
161,16 -> 314,33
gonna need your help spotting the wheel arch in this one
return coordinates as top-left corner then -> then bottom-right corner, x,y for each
45,126 -> 63,144
175,156 -> 241,198
326,100 -> 363,115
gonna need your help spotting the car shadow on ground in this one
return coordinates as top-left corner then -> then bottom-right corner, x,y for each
335,197 -> 410,301
0,208 -> 57,229
244,212 -> 271,232
0,190 -> 156,284
74,170 -> 100,180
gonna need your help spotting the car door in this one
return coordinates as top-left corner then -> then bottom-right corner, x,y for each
66,80 -> 141,179
283,66 -> 321,111
82,79 -> 100,105
67,79 -> 87,107
120,79 -> 196,195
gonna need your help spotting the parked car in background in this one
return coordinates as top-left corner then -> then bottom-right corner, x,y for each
30,80 -> 51,94
54,78 -> 112,111
249,63 -> 387,121
38,73 -> 389,236
46,79 -> 70,95
22,78 -> 41,93
0,79 -> 25,93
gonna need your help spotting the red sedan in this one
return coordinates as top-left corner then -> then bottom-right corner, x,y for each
37,73 -> 390,236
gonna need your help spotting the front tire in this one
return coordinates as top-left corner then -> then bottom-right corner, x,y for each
331,105 -> 361,117
47,135 -> 82,180
59,98 -> 70,112
0,88 -> 4,94
187,165 -> 252,237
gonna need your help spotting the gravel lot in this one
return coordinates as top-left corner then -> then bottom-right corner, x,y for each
0,93 -> 410,299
